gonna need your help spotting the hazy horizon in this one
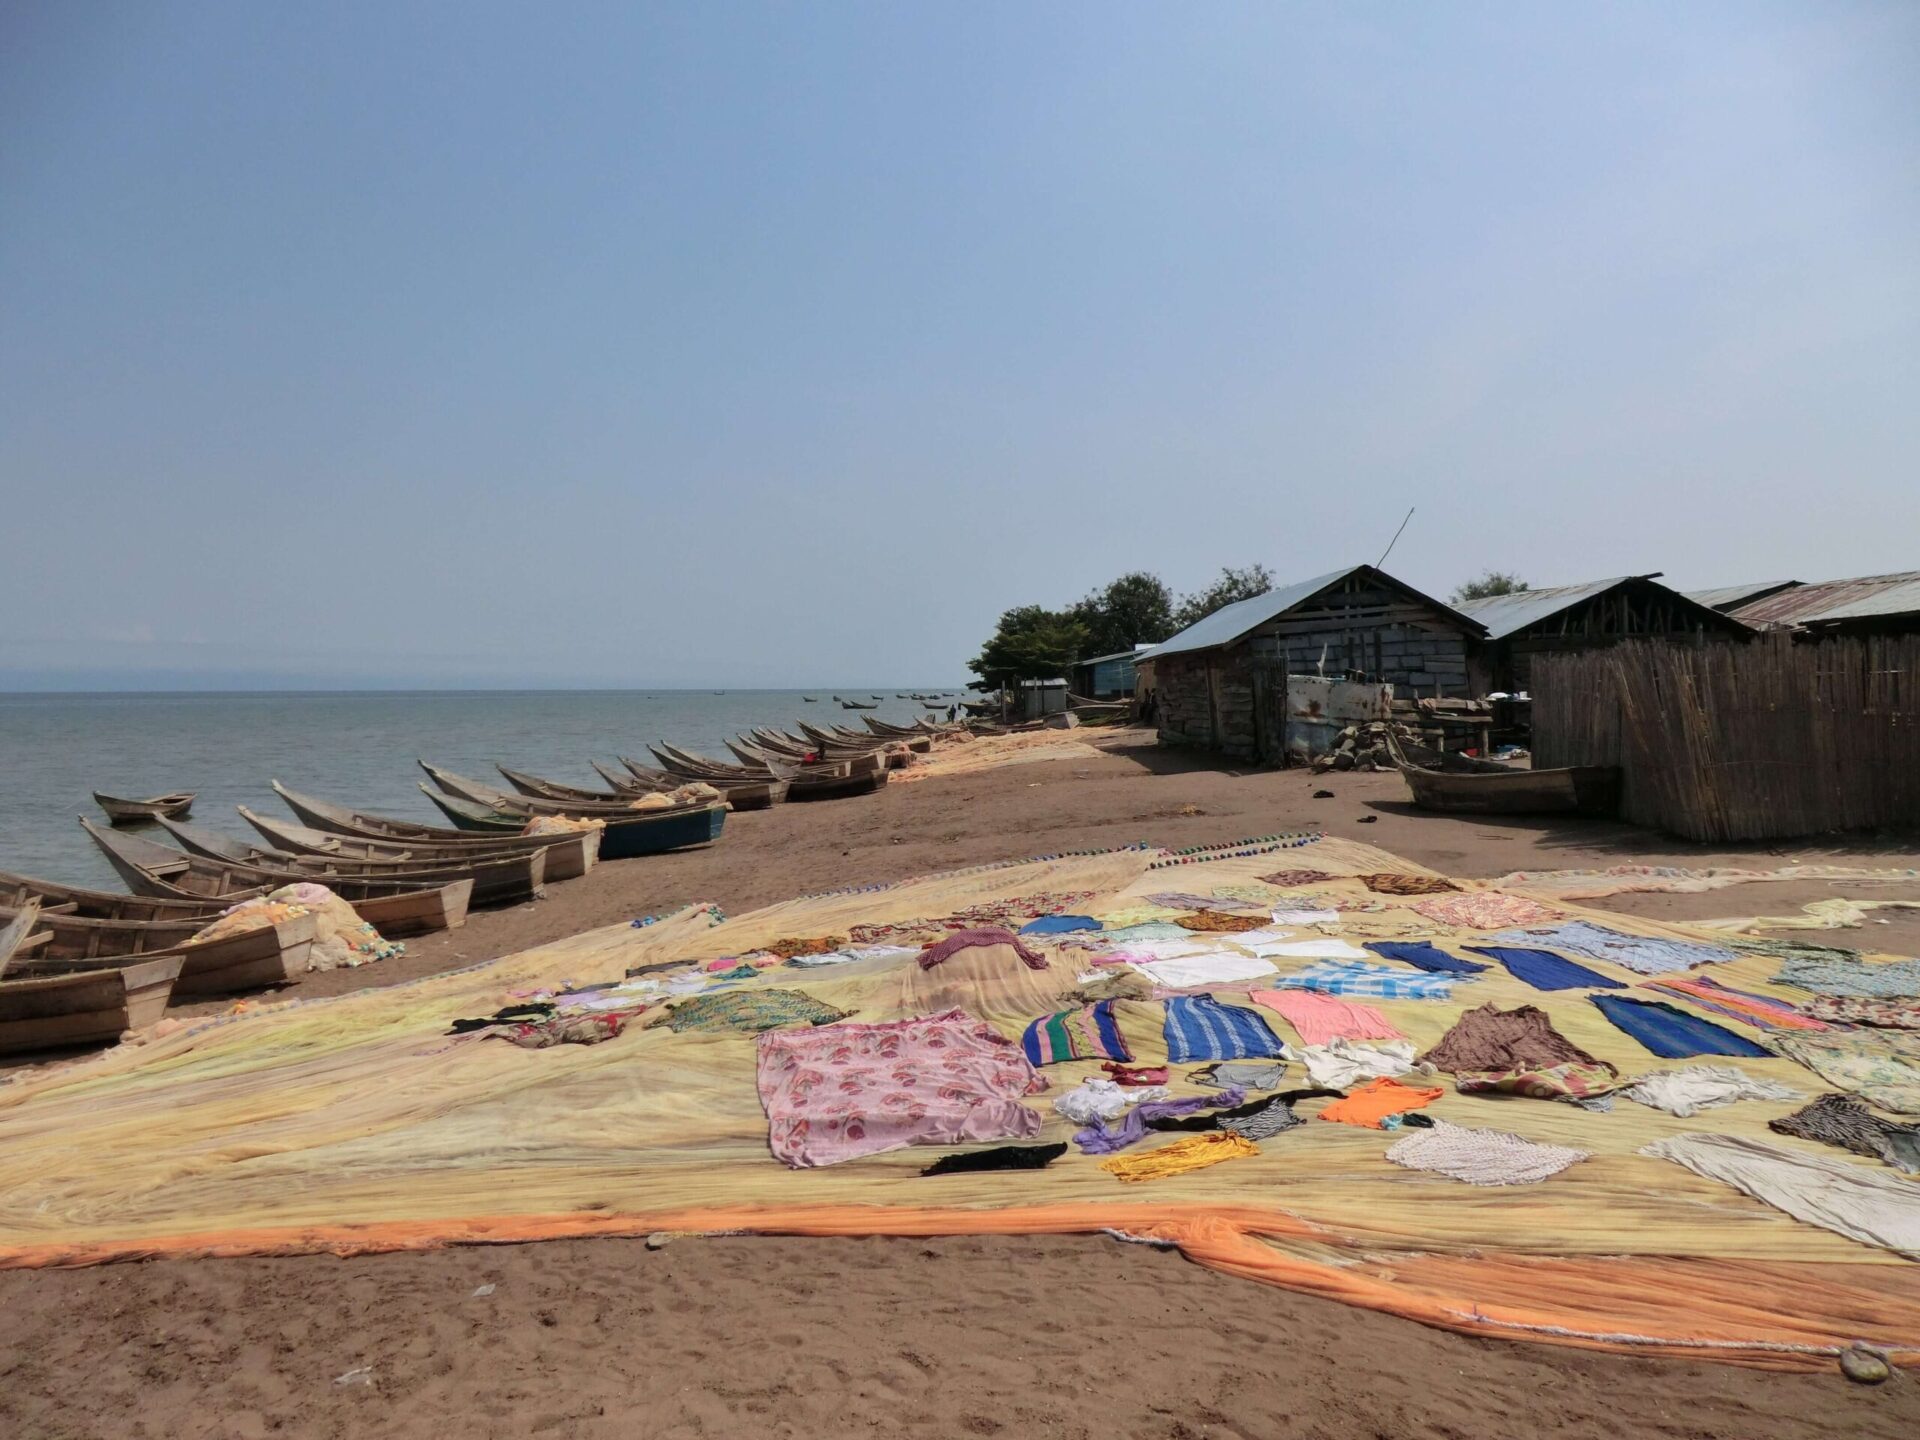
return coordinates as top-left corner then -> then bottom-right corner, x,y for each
5,2 -> 1916,691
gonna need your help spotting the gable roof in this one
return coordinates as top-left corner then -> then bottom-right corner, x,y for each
1685,580 -> 1801,613
1148,564 -> 1484,661
1454,574 -> 1748,641
1731,570 -> 1920,628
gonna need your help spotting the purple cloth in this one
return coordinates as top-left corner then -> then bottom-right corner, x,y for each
1072,1087 -> 1248,1155
918,927 -> 1049,971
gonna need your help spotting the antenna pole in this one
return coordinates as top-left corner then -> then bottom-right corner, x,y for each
1376,506 -> 1415,568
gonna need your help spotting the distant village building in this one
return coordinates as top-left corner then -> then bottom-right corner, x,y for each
1068,647 -> 1147,701
1139,564 -> 1484,764
1684,580 -> 1802,615
1721,570 -> 1920,636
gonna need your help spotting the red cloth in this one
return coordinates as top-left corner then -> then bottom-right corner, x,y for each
917,927 -> 1049,971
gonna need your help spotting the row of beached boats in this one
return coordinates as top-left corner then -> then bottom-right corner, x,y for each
0,713 -> 965,1058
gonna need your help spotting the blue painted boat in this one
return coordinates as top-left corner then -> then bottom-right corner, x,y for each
596,803 -> 726,860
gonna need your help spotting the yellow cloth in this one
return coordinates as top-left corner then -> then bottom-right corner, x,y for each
1098,1132 -> 1258,1183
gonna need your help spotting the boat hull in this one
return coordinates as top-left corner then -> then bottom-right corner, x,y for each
0,955 -> 182,1055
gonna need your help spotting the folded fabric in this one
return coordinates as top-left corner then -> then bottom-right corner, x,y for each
1162,995 -> 1289,1062
1775,953 -> 1920,999
1098,1131 -> 1259,1182
1454,1060 -> 1622,1102
1407,892 -> 1563,930
1769,1094 -> 1920,1174
1269,908 -> 1340,925
1589,995 -> 1773,1059
1386,1119 -> 1589,1185
920,1142 -> 1069,1176
1020,1001 -> 1132,1066
1189,1060 -> 1287,1091
1297,1037 -> 1430,1090
1484,919 -> 1738,975
1102,1061 -> 1168,1086
1465,945 -> 1626,991
1362,940 -> 1487,975
1251,989 -> 1404,1045
1132,952 -> 1277,989
1641,975 -> 1832,1032
1419,1003 -> 1605,1074
1358,873 -> 1458,895
1801,994 -> 1920,1029
1317,1076 -> 1444,1129
1642,1133 -> 1920,1260
1018,914 -> 1101,935
1619,1065 -> 1799,1118
918,928 -> 1049,970
1073,1087 -> 1248,1154
1053,1078 -> 1167,1124
1246,938 -> 1375,961
1775,1031 -> 1920,1116
1265,960 -> 1458,1000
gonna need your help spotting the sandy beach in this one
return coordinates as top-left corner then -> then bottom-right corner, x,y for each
4,729 -> 1919,1438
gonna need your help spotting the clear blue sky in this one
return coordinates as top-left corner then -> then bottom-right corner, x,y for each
3,2 -> 1916,688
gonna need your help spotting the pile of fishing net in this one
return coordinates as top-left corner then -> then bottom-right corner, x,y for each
191,884 -> 401,970
521,815 -> 604,836
629,782 -> 726,810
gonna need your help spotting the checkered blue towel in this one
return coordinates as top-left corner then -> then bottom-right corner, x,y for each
1266,959 -> 1459,1000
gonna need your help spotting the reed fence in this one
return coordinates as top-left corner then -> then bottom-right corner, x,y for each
1532,635 -> 1920,842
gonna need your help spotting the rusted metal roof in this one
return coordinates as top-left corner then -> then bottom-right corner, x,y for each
1731,571 -> 1920,628
1685,580 -> 1800,613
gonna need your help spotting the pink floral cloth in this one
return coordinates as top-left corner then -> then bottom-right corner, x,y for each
1250,990 -> 1405,1046
756,1009 -> 1048,1168
1408,892 -> 1564,931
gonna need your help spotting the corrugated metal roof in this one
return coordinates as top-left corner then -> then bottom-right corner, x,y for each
1074,648 -> 1145,667
1732,571 -> 1920,627
1685,580 -> 1799,612
1147,564 -> 1482,661
1452,577 -> 1642,640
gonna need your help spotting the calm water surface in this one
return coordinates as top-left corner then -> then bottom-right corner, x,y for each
0,690 -> 963,889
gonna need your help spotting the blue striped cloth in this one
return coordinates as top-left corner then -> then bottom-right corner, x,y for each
1363,940 -> 1487,975
1464,945 -> 1627,992
1265,960 -> 1458,1000
1590,995 -> 1772,1059
1162,995 -> 1288,1062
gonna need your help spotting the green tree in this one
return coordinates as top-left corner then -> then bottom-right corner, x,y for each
1172,564 -> 1275,630
1451,571 -> 1529,603
969,605 -> 1090,689
1070,571 -> 1175,657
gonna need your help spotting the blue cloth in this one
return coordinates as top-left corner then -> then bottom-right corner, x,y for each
1364,941 -> 1487,975
1163,995 -> 1288,1063
1484,919 -> 1738,975
1589,995 -> 1773,1059
1266,959 -> 1458,1000
1018,914 -> 1100,935
1465,946 -> 1626,992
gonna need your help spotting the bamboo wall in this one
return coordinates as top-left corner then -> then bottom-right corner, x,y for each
1533,635 -> 1920,841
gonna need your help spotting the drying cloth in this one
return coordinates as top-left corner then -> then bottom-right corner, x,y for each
1070,972 -> 1157,1005
1265,960 -> 1458,1000
1362,940 -> 1487,975
918,928 -> 1049,970
1019,914 -> 1100,935
649,989 -> 850,1034
1251,990 -> 1404,1045
1456,1061 -> 1622,1102
1269,909 -> 1340,925
1148,1089 -> 1341,1138
1386,1119 -> 1589,1186
1642,1133 -> 1920,1260
448,1002 -> 556,1034
1297,1038 -> 1430,1090
1770,1095 -> 1920,1175
1098,1131 -> 1258,1183
1143,891 -> 1265,912
1189,1061 -> 1286,1092
1775,1032 -> 1920,1116
1053,1079 -> 1168,1124
1484,920 -> 1738,975
1408,892 -> 1563,930
1590,995 -> 1774,1060
1317,1077 -> 1444,1130
1020,1001 -> 1132,1066
1620,1066 -> 1800,1118
921,1142 -> 1068,1176
1801,995 -> 1920,1029
501,1012 -> 635,1049
1074,1087 -> 1249,1155
1258,869 -> 1337,888
1641,975 -> 1832,1032
1163,995 -> 1289,1063
1132,952 -> 1276,989
1419,1003 -> 1606,1074
1776,953 -> 1920,999
766,936 -> 846,960
1359,873 -> 1458,895
1173,911 -> 1271,933
1102,922 -> 1194,942
1465,946 -> 1627,992
1245,938 -> 1375,961
757,1009 -> 1046,1168
1102,1062 -> 1168,1086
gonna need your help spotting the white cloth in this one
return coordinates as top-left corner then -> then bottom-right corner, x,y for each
1388,1119 -> 1589,1186
1248,939 -> 1373,961
1131,952 -> 1277,989
1052,1079 -> 1169,1124
1620,1066 -> 1800,1119
1107,939 -> 1222,962
1642,1132 -> 1920,1259
1298,1037 -> 1431,1089
1271,909 -> 1340,925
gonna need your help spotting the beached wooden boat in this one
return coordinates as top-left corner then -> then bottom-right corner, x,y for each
0,900 -> 45,972
1384,732 -> 1621,818
496,765 -> 654,805
619,756 -> 785,809
93,790 -> 196,825
80,819 -> 470,935
418,766 -> 728,859
270,782 -> 595,880
0,952 -> 183,1056
2,900 -> 315,997
0,868 -> 227,924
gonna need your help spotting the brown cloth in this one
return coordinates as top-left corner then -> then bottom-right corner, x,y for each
1358,873 -> 1459,896
1418,1003 -> 1608,1075
1259,869 -> 1337,889
1071,972 -> 1156,1005
766,935 -> 846,959
917,927 -> 1048,971
1172,911 -> 1270,933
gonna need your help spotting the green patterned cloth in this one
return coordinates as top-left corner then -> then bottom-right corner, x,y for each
1776,1031 -> 1920,1117
649,988 -> 850,1034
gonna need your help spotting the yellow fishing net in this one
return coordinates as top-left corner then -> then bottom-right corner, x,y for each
2,835 -> 1916,1370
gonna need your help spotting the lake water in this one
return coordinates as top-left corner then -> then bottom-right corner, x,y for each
0,689 -> 965,890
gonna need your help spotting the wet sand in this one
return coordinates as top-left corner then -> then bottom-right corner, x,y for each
5,729 -> 1917,1437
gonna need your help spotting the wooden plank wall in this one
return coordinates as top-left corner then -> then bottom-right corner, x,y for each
1533,635 -> 1920,841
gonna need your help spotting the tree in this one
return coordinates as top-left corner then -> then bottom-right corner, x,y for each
1070,571 -> 1175,657
1172,564 -> 1275,630
1451,571 -> 1529,603
969,605 -> 1090,689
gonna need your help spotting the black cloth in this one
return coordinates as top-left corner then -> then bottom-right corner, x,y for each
447,1002 -> 555,1035
1145,1087 -> 1345,1133
920,1142 -> 1069,1176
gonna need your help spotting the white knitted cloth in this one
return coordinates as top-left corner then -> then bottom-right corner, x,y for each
1619,1065 -> 1799,1119
1386,1119 -> 1590,1186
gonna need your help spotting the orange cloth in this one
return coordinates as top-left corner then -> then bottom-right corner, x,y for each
1317,1077 -> 1444,1130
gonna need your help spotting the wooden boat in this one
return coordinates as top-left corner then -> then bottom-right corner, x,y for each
0,867 -> 228,924
0,951 -> 183,1056
93,790 -> 195,825
1384,732 -> 1621,817
418,766 -> 727,860
270,782 -> 595,880
80,819 -> 470,935
497,764 -> 656,805
0,900 -> 44,972
839,700 -> 878,710
619,756 -> 785,809
801,696 -> 819,702
2,899 -> 315,996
